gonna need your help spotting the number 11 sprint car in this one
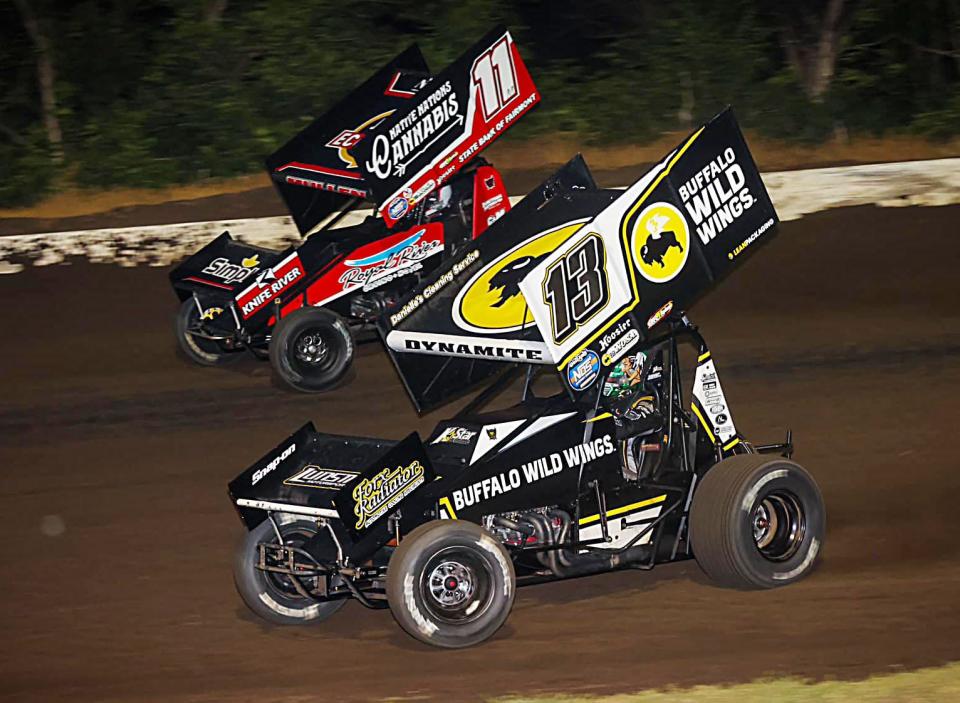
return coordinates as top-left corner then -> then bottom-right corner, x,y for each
169,26 -> 538,391
226,103 -> 825,648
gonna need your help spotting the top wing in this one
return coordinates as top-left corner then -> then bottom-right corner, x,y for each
353,25 -> 540,227
265,45 -> 431,235
377,155 -> 613,413
517,108 -> 779,392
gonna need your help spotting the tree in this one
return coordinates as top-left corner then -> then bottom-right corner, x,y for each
777,0 -> 852,101
12,0 -> 63,163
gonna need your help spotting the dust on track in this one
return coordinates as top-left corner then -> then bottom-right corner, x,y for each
1,205 -> 959,702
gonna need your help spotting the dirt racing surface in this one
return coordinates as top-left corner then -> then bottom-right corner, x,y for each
1,205 -> 959,702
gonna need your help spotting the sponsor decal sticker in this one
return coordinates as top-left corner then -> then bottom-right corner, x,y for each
450,434 -> 616,511
251,443 -> 296,486
453,220 -> 586,334
351,460 -> 426,531
481,194 -> 504,211
601,328 -> 640,366
388,197 -> 410,221
432,427 -> 478,445
630,202 -> 690,284
388,249 -> 479,326
567,349 -> 600,391
389,331 -> 547,362
339,228 -> 442,293
202,256 -> 260,285
236,253 -> 304,319
677,146 -> 757,246
647,300 -> 674,329
284,466 -> 359,490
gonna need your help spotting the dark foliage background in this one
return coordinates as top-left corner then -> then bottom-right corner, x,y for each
2,0 -> 959,206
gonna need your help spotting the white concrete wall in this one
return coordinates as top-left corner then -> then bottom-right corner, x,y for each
1,158 -> 958,275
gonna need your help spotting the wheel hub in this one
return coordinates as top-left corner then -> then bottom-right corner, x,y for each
294,332 -> 329,365
751,491 -> 806,561
428,561 -> 475,608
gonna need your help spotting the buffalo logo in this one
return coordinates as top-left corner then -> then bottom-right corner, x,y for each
631,202 -> 689,284
241,254 -> 259,268
488,253 -> 550,307
454,220 -> 587,333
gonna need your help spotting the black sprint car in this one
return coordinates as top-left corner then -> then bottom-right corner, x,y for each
226,107 -> 825,648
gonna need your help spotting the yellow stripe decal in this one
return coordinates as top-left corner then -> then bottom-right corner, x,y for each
691,403 -> 716,444
723,437 -> 741,451
584,412 -> 613,424
578,494 -> 668,526
698,351 -> 711,362
558,127 -> 706,370
439,496 -> 458,520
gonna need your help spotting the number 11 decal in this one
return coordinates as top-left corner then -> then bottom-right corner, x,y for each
543,233 -> 609,344
472,35 -> 519,120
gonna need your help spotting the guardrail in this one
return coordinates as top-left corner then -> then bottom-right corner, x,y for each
1,158 -> 958,274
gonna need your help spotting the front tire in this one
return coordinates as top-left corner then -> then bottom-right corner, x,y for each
234,516 -> 346,625
269,307 -> 354,392
689,454 -> 825,589
175,297 -> 240,366
387,521 -> 515,649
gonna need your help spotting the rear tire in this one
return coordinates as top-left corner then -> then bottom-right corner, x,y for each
269,307 -> 354,392
690,454 -> 825,589
387,521 -> 515,649
175,297 -> 240,366
234,516 -> 346,625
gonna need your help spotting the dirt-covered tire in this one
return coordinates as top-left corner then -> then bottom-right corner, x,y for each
233,516 -> 346,626
386,520 -> 515,649
269,306 -> 354,392
175,297 -> 241,366
690,454 -> 825,589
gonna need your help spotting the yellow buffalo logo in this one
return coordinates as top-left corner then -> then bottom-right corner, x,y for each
454,221 -> 586,333
630,202 -> 689,284
241,254 -> 259,268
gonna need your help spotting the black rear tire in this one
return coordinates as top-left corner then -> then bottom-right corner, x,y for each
269,307 -> 354,392
233,516 -> 347,625
690,454 -> 825,589
387,521 -> 515,649
175,297 -> 240,366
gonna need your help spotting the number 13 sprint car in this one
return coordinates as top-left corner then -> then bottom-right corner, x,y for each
170,27 -> 537,391
227,37 -> 825,650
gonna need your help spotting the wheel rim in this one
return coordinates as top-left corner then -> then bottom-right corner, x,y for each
291,326 -> 338,375
264,527 -> 318,599
184,306 -> 230,356
420,547 -> 493,624
751,490 -> 806,562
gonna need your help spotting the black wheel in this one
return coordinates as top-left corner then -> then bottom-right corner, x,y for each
386,521 -> 515,649
269,307 -> 354,392
233,515 -> 347,625
689,454 -> 825,589
175,297 -> 241,366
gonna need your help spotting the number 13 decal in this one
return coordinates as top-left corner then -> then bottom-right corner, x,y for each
542,233 -> 609,343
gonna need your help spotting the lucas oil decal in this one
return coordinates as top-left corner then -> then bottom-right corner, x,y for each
351,460 -> 426,531
453,220 -> 587,334
235,252 -> 304,319
448,434 -> 615,511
